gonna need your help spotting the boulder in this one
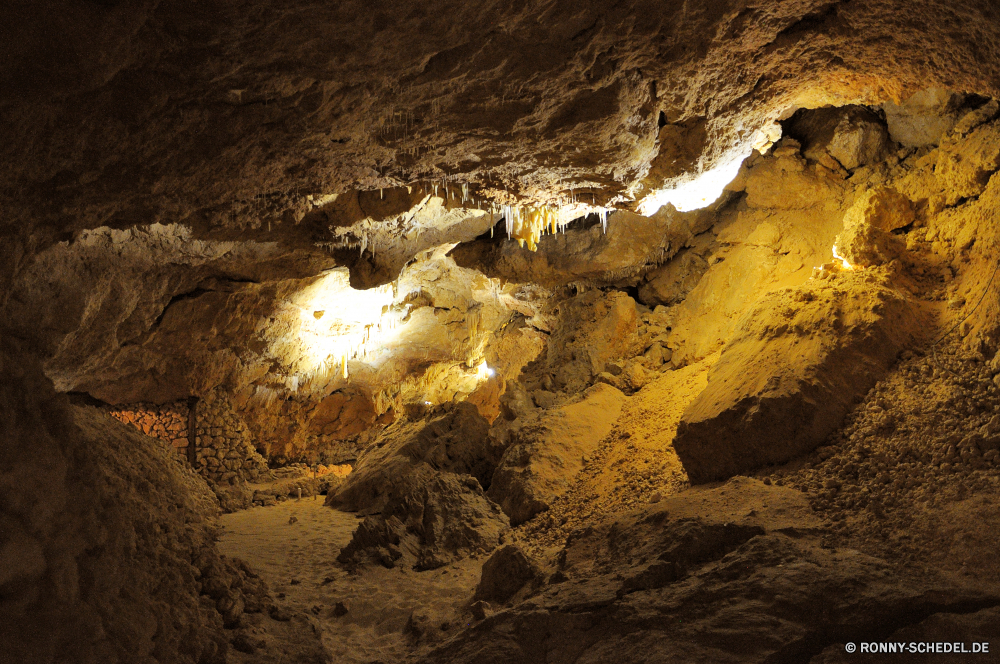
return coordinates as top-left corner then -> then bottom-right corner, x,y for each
541,290 -> 640,395
328,404 -> 510,568
673,269 -> 924,483
785,105 -> 892,171
472,545 -> 543,605
881,88 -> 965,147
637,248 -> 710,307
834,187 -> 914,267
488,383 -> 625,525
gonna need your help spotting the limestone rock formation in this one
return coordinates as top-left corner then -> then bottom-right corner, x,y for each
519,289 -> 640,396
882,88 -> 969,148
488,383 -> 625,525
422,478 -> 1000,664
472,545 -> 544,606
450,206 -> 714,289
674,268 -> 925,483
637,244 -> 712,307
787,105 -> 893,172
8,1 -> 1000,661
834,187 -> 915,267
327,403 -> 510,569
0,348 -> 323,663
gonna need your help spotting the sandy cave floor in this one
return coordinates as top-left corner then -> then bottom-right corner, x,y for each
216,499 -> 482,664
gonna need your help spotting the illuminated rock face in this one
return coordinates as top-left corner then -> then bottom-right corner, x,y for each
7,5 -> 1000,663
674,268 -> 925,483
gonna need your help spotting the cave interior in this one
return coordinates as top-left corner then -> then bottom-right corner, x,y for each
4,2 -> 1000,663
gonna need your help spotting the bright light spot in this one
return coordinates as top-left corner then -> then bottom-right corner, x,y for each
424,401 -> 432,405
636,152 -> 748,215
831,245 -> 855,270
291,269 -> 403,380
475,360 -> 495,381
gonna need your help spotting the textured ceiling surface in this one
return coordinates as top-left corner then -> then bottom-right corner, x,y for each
3,0 -> 1000,247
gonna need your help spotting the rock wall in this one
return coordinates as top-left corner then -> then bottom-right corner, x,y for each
0,346 -> 269,664
108,389 -> 269,486
195,391 -> 269,485
108,400 -> 191,454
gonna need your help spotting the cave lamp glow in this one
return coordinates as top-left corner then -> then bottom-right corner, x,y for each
831,245 -> 855,271
475,360 -> 495,381
636,153 -> 748,215
293,270 -> 403,381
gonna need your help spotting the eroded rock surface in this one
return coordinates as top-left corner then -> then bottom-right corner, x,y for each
675,268 -> 926,483
327,403 -> 510,570
424,479 -> 1000,664
488,383 -> 625,525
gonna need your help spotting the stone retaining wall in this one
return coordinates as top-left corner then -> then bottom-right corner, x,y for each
109,401 -> 190,452
109,390 -> 268,485
194,390 -> 268,484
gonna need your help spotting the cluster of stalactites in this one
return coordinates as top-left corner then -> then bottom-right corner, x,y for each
497,204 -> 563,252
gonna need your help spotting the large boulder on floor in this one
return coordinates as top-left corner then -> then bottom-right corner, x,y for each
335,461 -> 509,570
785,105 -> 892,171
673,268 -> 924,483
488,383 -> 625,525
327,403 -> 510,569
834,187 -> 914,268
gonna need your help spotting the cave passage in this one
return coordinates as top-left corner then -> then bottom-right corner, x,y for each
5,3 -> 1000,662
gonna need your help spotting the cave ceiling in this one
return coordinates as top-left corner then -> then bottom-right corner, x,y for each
3,0 -> 1000,247
4,0 -> 1000,445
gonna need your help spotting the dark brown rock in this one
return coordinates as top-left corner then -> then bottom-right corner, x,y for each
472,545 -> 543,605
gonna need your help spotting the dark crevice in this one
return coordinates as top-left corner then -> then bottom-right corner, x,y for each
66,391 -> 112,407
148,288 -> 212,333
763,597 -> 1000,664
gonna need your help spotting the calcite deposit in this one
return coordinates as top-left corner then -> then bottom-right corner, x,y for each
7,3 -> 1000,663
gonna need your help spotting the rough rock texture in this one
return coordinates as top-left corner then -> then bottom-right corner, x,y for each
423,478 -> 1000,664
0,349 -> 275,664
771,337 -> 1000,575
882,88 -> 971,148
450,206 -> 714,289
472,545 -> 543,605
834,187 -> 915,267
636,243 -> 712,307
248,463 -> 350,508
662,139 -> 852,368
675,268 -> 926,483
666,109 -> 1000,483
813,606 -> 1000,662
488,383 -> 625,525
7,3 -> 1000,660
7,0 -> 1000,249
786,105 -> 893,171
6,226 -> 542,458
519,289 -> 640,396
327,403 -> 511,569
